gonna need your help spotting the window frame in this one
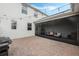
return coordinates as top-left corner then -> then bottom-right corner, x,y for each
22,6 -> 27,15
11,20 -> 17,30
27,23 -> 32,31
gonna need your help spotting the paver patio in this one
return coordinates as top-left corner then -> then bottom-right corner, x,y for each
9,36 -> 79,56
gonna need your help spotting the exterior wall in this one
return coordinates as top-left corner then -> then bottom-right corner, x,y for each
0,3 -> 46,39
71,3 -> 79,12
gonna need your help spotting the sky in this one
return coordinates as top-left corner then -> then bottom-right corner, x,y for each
31,3 -> 70,16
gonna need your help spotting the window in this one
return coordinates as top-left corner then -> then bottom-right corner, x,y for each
11,20 -> 17,29
22,9 -> 27,14
34,12 -> 38,18
22,6 -> 27,15
27,23 -> 32,30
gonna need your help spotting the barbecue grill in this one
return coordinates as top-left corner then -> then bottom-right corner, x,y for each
0,37 -> 12,56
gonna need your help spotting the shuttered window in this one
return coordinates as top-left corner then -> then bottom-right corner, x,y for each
27,23 -> 32,30
11,20 -> 17,29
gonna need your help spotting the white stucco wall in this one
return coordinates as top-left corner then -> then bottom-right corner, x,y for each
71,3 -> 79,13
0,3 -> 46,39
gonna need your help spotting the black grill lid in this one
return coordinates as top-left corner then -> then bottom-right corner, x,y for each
0,37 -> 12,44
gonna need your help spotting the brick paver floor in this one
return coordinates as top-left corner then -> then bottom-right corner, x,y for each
9,36 -> 79,56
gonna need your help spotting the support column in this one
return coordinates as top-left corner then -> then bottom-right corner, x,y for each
77,23 -> 79,45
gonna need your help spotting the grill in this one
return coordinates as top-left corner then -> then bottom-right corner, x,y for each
0,37 -> 12,56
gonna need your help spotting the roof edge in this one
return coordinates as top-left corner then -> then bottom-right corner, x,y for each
21,3 -> 48,16
34,12 -> 79,23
